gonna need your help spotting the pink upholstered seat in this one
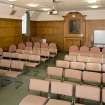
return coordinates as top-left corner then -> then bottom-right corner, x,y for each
64,55 -> 76,62
41,43 -> 49,50
17,53 -> 29,60
0,59 -> 11,68
19,79 -> 49,105
51,81 -> 73,96
46,99 -> 70,105
28,54 -> 40,62
46,81 -> 73,105
83,71 -> 101,83
102,64 -> 105,72
18,43 -> 25,50
102,88 -> 105,103
84,41 -> 92,48
47,67 -> 63,77
86,63 -> 101,72
34,42 -> 40,49
5,71 -> 21,78
11,60 -> 24,71
65,69 -> 81,80
69,45 -> 79,56
102,48 -> 105,54
76,85 -> 100,101
19,95 -> 47,105
56,60 -> 70,69
77,55 -> 88,62
0,48 -> 3,55
26,41 -> 32,47
102,73 -> 105,83
80,46 -> 89,53
69,45 -> 79,53
70,62 -> 85,70
9,44 -> 16,52
24,47 -> 33,54
88,56 -> 102,63
3,52 -> 11,58
49,43 -> 57,54
33,49 -> 40,55
90,47 -> 100,54
102,54 -> 105,64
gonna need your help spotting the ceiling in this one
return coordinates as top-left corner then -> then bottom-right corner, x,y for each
0,0 -> 105,12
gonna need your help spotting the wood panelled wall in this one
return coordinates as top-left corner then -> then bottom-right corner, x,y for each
86,20 -> 105,42
32,20 -> 105,51
0,18 -> 22,50
31,21 -> 64,50
0,18 -> 105,51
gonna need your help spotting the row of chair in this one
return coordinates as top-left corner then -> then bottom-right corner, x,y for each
47,66 -> 105,85
19,78 -> 105,105
0,59 -> 24,84
64,54 -> 105,64
2,53 -> 40,68
69,45 -> 105,54
56,60 -> 105,73
10,41 -> 57,56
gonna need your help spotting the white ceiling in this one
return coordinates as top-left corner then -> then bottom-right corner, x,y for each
0,0 -> 105,12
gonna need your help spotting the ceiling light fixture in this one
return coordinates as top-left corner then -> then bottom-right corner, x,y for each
8,0 -> 17,1
87,0 -> 97,4
26,3 -> 39,7
42,8 -> 51,11
89,5 -> 99,8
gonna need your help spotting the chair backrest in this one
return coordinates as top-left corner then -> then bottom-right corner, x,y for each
90,47 -> 100,54
83,71 -> 101,83
86,63 -> 101,72
25,47 -> 32,51
77,55 -> 89,62
102,73 -> 105,84
33,49 -> 40,55
3,52 -> 11,58
102,88 -> 105,103
70,62 -> 85,70
51,81 -> 73,96
65,69 -> 81,80
69,45 -> 79,53
26,41 -> 32,47
9,44 -> 16,52
80,46 -> 89,53
0,59 -> 11,68
41,43 -> 49,49
40,50 -> 49,57
17,53 -> 29,60
0,48 -> 3,55
88,56 -> 102,63
102,64 -> 105,72
56,60 -> 70,69
49,43 -> 57,49
29,79 -> 49,93
34,42 -> 40,49
47,67 -> 63,77
18,43 -> 25,50
84,41 -> 92,48
28,55 -> 40,62
11,60 -> 24,70
102,48 -> 105,54
76,84 -> 100,101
